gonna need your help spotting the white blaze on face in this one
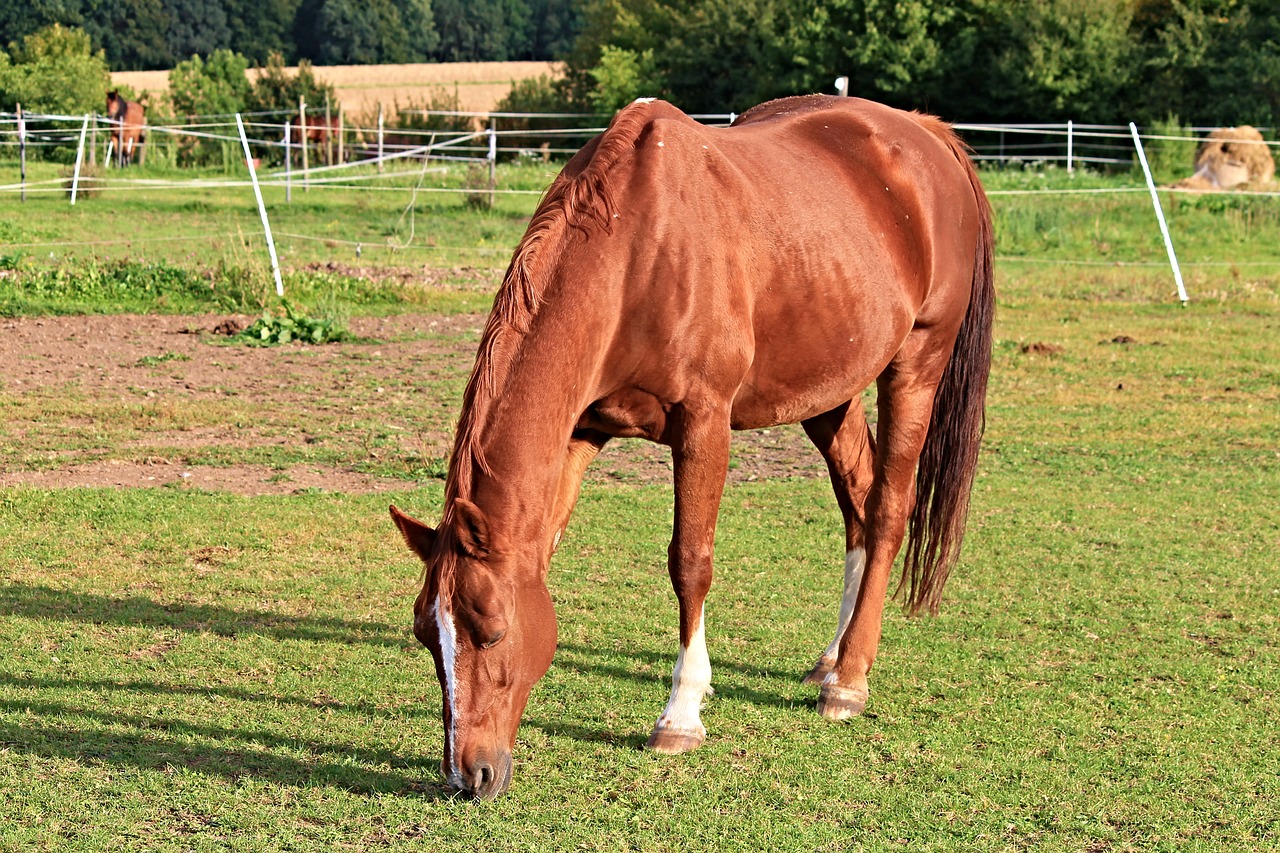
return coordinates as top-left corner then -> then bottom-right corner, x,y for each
433,594 -> 460,776
824,547 -> 867,660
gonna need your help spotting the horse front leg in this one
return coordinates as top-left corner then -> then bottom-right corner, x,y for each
543,430 -> 609,564
800,401 -> 876,685
647,403 -> 731,754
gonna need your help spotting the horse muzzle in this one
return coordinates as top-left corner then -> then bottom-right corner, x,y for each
447,749 -> 513,800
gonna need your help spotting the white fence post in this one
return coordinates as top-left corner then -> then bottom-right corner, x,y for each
1129,122 -> 1188,305
1067,120 -> 1074,173
17,103 -> 25,203
70,114 -> 90,206
236,114 -> 285,298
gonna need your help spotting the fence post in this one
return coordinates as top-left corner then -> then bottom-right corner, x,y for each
236,114 -> 285,299
488,120 -> 497,209
1067,120 -> 1074,173
324,96 -> 333,166
284,120 -> 292,204
17,103 -> 26,203
71,114 -> 90,205
299,97 -> 309,191
1129,122 -> 1188,305
337,105 -> 344,165
377,105 -> 384,172
89,113 -> 97,165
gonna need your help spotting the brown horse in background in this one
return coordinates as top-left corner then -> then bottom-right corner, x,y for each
391,95 -> 995,799
105,91 -> 146,166
288,113 -> 342,165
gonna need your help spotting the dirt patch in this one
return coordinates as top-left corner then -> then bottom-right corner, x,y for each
0,313 -> 826,495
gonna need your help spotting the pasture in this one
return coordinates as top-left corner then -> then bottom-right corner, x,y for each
0,153 -> 1278,849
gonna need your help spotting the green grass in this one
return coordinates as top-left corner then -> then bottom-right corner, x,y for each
1,159 -> 1279,849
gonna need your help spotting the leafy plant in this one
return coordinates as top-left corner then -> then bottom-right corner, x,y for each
235,299 -> 352,345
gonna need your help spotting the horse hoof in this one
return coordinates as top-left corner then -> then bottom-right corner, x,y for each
817,683 -> 868,721
801,659 -> 834,686
646,727 -> 705,755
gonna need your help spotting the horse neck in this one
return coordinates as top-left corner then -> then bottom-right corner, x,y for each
452,296 -> 608,548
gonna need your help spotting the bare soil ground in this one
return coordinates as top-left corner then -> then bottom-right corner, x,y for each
0,313 -> 826,495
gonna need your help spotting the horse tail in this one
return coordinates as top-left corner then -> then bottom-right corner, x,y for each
899,124 -> 995,616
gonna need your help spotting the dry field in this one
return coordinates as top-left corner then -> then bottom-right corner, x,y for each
111,60 -> 560,118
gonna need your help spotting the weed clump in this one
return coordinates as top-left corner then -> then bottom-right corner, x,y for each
235,299 -> 351,345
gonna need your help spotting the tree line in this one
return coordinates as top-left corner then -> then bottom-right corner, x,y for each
1,0 -> 1276,129
0,1 -> 580,70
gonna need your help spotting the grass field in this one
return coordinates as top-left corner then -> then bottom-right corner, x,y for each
111,61 -> 560,119
1,152 -> 1278,849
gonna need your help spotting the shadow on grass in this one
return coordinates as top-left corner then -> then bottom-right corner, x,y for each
0,695 -> 449,797
554,640 -> 808,710
0,582 -> 407,647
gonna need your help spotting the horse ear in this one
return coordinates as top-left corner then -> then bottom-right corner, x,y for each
452,497 -> 493,559
389,505 -> 436,562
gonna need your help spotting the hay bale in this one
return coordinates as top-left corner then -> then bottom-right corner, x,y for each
1175,125 -> 1276,189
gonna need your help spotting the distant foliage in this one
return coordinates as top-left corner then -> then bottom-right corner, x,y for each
492,73 -> 582,158
168,49 -> 250,116
245,52 -> 337,114
0,24 -> 111,116
390,86 -> 476,134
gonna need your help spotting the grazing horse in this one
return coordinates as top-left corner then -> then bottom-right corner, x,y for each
105,91 -> 146,166
288,113 -> 342,165
391,95 -> 994,799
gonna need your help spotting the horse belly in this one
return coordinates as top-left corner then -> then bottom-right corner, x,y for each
729,267 -> 916,430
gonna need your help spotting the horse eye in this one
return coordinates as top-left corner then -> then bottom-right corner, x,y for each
479,629 -> 506,650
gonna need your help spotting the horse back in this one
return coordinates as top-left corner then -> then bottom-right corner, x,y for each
538,96 -> 984,425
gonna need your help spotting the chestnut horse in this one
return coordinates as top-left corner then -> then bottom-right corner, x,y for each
288,113 -> 342,165
105,91 -> 146,166
391,95 -> 994,799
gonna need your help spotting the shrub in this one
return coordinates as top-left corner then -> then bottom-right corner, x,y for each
490,73 -> 586,162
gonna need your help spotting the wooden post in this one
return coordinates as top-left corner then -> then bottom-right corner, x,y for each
377,105 -> 384,172
17,104 -> 26,203
324,97 -> 333,166
284,120 -> 292,204
337,105 -> 344,164
89,113 -> 97,165
299,97 -> 309,191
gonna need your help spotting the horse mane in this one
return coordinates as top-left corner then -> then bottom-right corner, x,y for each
439,102 -> 653,531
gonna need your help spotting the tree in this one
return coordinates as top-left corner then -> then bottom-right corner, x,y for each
0,2 -> 86,52
80,0 -> 170,70
432,0 -> 529,62
245,51 -> 336,113
0,23 -> 111,115
168,48 -> 250,115
162,0 -> 231,62
314,0 -> 437,64
222,0 -> 302,65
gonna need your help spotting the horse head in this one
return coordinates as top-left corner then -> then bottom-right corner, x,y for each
391,500 -> 557,799
106,90 -> 122,120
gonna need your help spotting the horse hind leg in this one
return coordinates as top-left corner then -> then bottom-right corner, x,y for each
818,343 -> 953,721
800,401 -> 876,686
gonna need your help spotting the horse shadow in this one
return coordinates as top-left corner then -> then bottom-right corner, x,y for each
0,581 -> 406,648
0,582 -> 458,797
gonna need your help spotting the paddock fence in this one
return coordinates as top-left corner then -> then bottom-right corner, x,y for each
2,106 -> 1279,304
